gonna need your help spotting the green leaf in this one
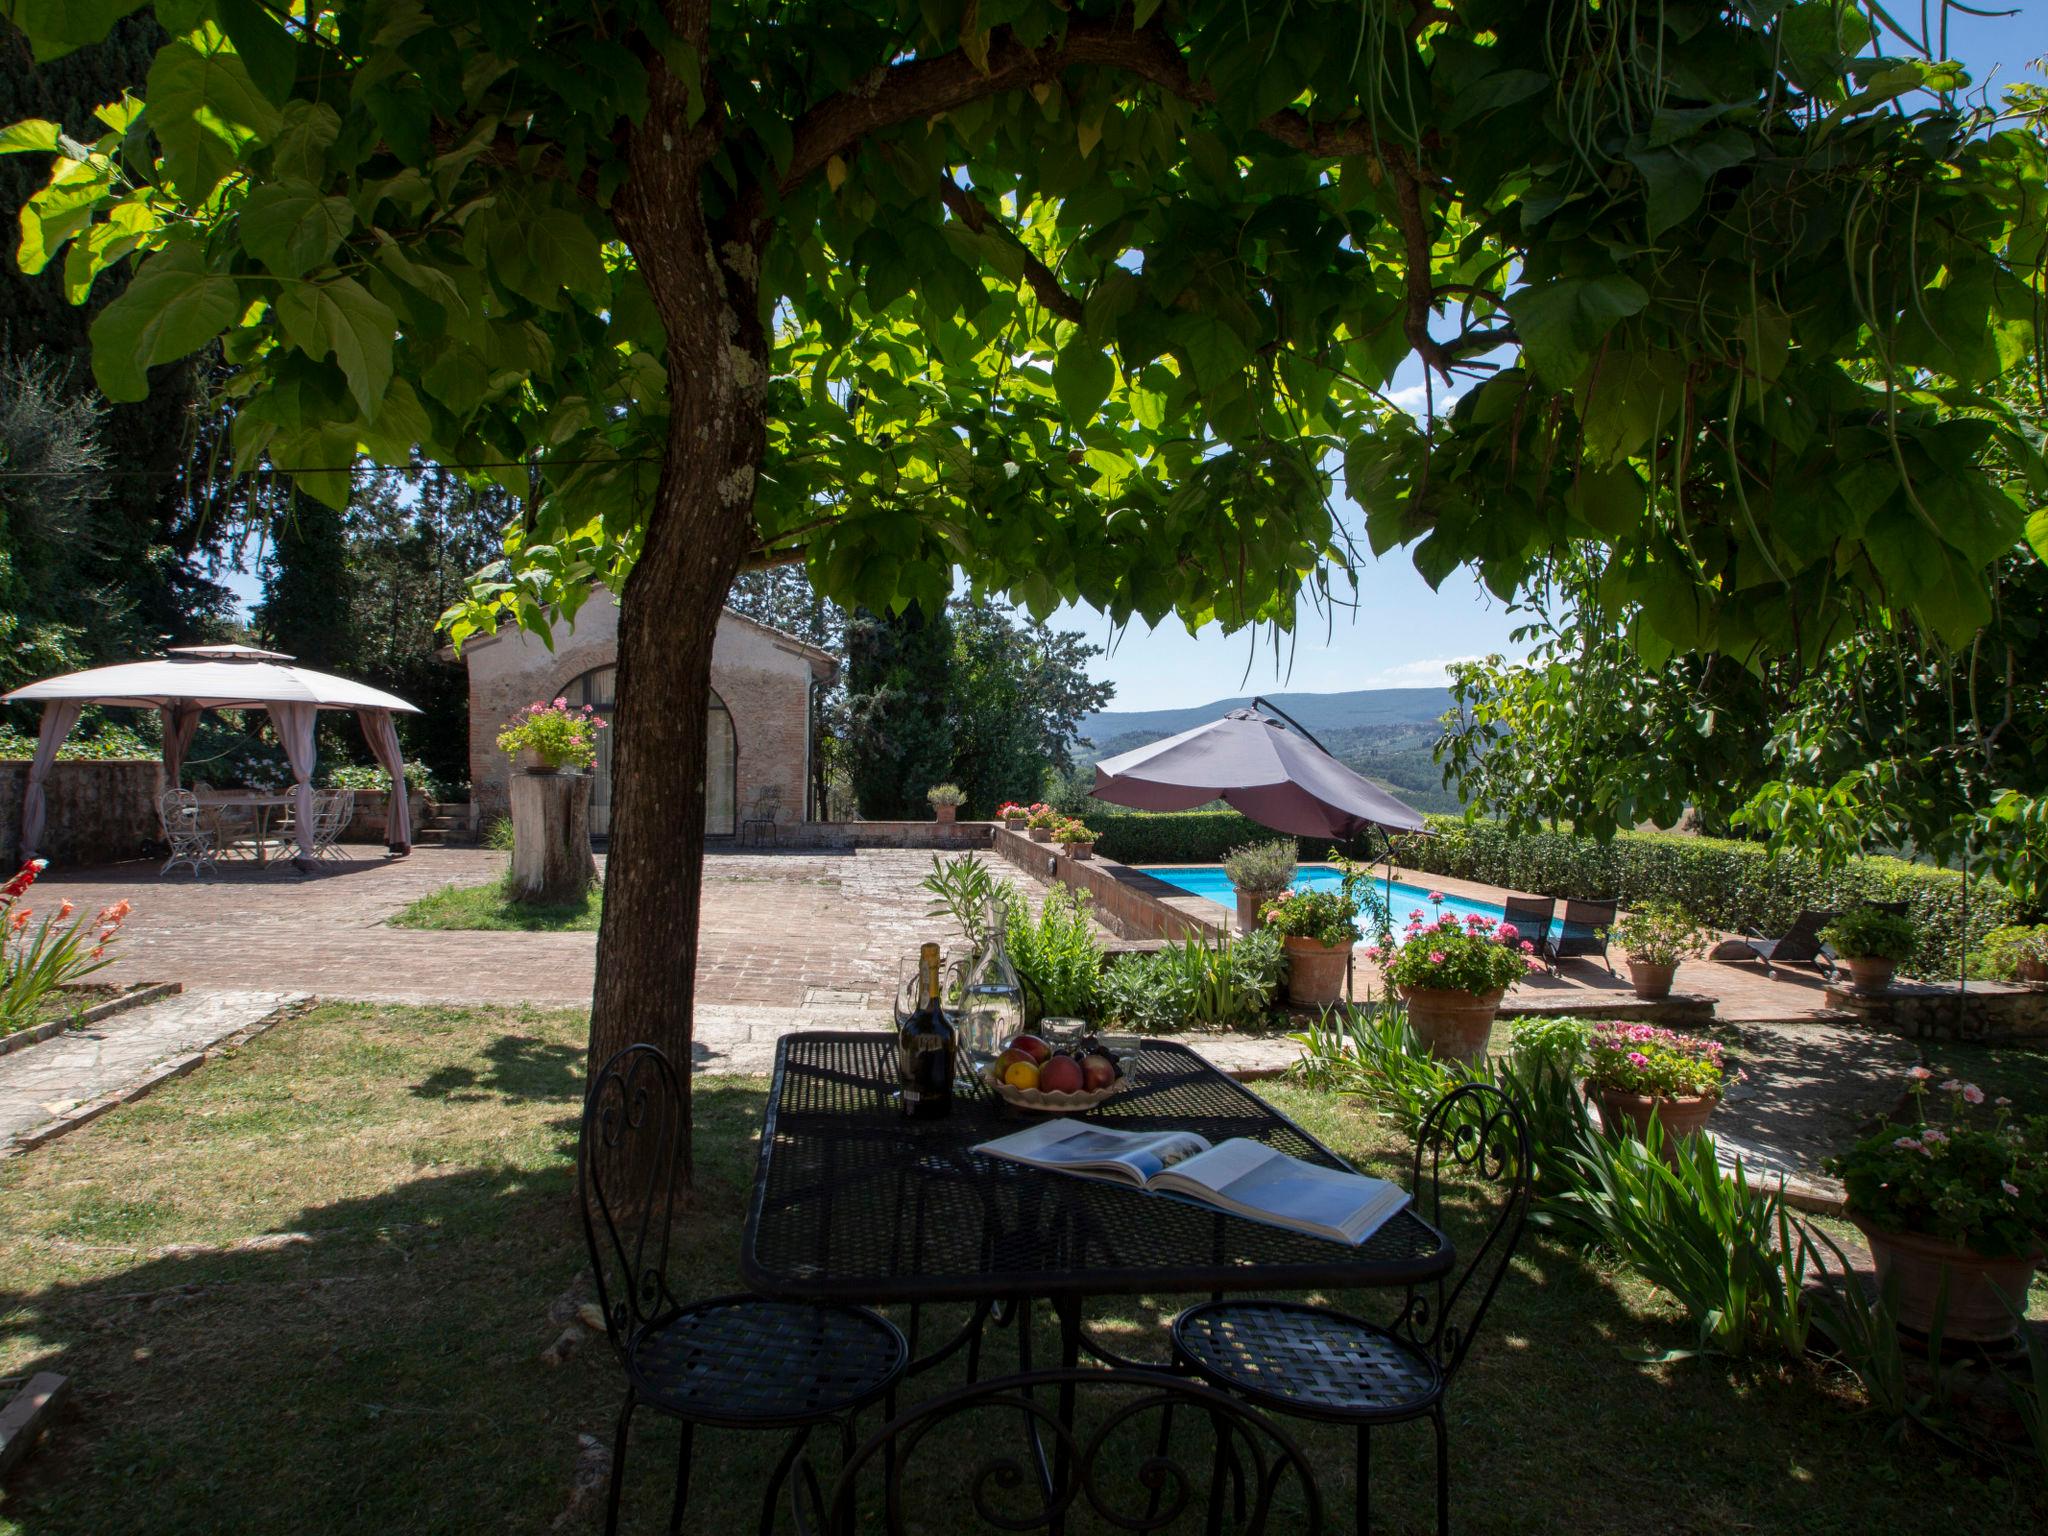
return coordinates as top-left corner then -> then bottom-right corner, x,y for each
270,418 -> 359,509
269,100 -> 340,181
147,24 -> 283,198
275,276 -> 397,420
0,119 -> 61,155
16,156 -> 110,274
1506,274 -> 1649,388
215,0 -> 298,107
3,0 -> 148,62
2027,508 -> 2048,565
525,207 -> 608,303
86,237 -> 239,400
239,180 -> 354,276
1052,341 -> 1114,423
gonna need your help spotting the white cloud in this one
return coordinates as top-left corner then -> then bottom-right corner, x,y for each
1362,655 -> 1486,688
1385,381 -> 1465,418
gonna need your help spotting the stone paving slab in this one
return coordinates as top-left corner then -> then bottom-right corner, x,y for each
0,988 -> 307,1152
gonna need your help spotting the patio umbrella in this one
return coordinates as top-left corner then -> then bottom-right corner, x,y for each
1090,706 -> 1428,840
5,645 -> 421,864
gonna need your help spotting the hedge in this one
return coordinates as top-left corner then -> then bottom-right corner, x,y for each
1391,816 -> 2021,978
1086,809 -> 2023,977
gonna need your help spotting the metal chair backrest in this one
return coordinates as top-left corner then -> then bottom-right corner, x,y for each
803,1367 -> 1323,1536
1554,897 -> 1616,945
1398,1082 -> 1532,1379
748,784 -> 783,821
1772,908 -> 1839,964
1499,895 -> 1555,949
159,788 -> 202,836
312,789 -> 353,849
578,1044 -> 685,1359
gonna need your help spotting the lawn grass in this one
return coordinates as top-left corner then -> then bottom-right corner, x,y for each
0,1002 -> 2043,1534
389,879 -> 602,932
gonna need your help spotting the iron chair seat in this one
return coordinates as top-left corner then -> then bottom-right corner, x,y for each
626,1294 -> 906,1429
1171,1298 -> 1444,1425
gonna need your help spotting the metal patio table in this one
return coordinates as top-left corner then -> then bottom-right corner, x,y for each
742,1030 -> 1453,1386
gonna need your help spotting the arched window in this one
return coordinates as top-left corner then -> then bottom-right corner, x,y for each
565,666 -> 736,839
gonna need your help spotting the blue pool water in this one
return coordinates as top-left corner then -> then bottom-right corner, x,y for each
1137,865 -> 1506,936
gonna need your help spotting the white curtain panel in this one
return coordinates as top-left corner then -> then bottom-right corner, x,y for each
159,702 -> 203,787
19,698 -> 82,861
358,708 -> 411,852
267,701 -> 319,861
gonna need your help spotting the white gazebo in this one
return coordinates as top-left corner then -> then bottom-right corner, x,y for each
3,644 -> 421,864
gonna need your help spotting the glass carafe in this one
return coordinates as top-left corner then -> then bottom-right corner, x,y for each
956,899 -> 1026,1073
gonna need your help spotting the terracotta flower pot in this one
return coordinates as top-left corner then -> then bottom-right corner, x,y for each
933,804 -> 957,823
1399,986 -> 1505,1064
515,746 -> 559,775
1626,958 -> 1677,1001
1027,826 -> 1052,843
1842,956 -> 1895,996
1063,842 -> 1094,862
1235,887 -> 1286,937
1593,1085 -> 1719,1152
1283,935 -> 1351,1008
2016,955 -> 2047,985
1004,816 -> 1028,831
1850,1218 -> 2042,1343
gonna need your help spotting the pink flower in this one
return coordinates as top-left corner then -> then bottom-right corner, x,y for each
1996,1096 -> 2012,1107
1427,951 -> 1446,965
1940,1079 -> 1963,1094
2003,1180 -> 2021,1198
1497,922 -> 1519,943
1921,1127 -> 1948,1144
1520,940 -> 1535,954
1408,910 -> 1425,923
1428,891 -> 1444,903
1893,1136 -> 1922,1151
1627,1051 -> 1650,1068
553,697 -> 567,708
1907,1066 -> 1933,1081
1961,1083 -> 1985,1105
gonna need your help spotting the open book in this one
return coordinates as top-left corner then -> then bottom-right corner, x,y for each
975,1121 -> 1409,1247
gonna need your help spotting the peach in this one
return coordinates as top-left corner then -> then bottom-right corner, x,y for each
1038,1055 -> 1084,1094
1007,1034 -> 1052,1064
1080,1053 -> 1118,1091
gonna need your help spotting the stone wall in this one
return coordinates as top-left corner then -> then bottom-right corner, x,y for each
1823,979 -> 2048,1042
989,827 -> 1225,942
786,819 -> 994,851
0,760 -> 162,870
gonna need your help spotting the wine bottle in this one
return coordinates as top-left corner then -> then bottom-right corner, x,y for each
896,941 -> 955,1120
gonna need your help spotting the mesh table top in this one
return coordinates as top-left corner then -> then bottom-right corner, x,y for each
741,1032 -> 1453,1303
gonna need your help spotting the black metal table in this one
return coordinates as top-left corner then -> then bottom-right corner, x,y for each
742,1031 -> 1453,1307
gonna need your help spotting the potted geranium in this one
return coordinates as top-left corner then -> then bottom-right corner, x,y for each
927,783 -> 966,823
1367,911 -> 1539,1062
998,801 -> 1031,831
1820,907 -> 1916,996
1055,818 -> 1096,860
1605,900 -> 1710,1001
1827,1070 -> 2046,1342
1584,1020 -> 1729,1149
496,699 -> 603,773
1026,804 -> 1057,843
1223,839 -> 1296,936
1979,923 -> 2048,984
1261,887 -> 1358,1009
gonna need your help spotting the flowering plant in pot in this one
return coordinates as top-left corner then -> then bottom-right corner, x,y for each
1826,1070 -> 2047,1342
1222,839 -> 1296,936
927,783 -> 966,823
1583,1020 -> 1730,1148
1818,907 -> 1916,995
1025,803 -> 1058,841
496,699 -> 603,772
1978,923 -> 2048,984
1054,818 -> 1096,859
997,801 -> 1031,830
1260,887 -> 1359,1010
1603,900 -> 1710,1000
1366,910 -> 1539,1062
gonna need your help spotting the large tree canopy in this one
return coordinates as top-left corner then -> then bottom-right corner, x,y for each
6,0 -> 2043,1146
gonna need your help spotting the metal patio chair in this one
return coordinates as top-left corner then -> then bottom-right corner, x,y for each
740,784 -> 784,847
310,789 -> 354,861
158,789 -> 218,879
1498,895 -> 1556,959
580,1044 -> 907,1536
1171,1082 -> 1533,1536
1541,896 -> 1617,973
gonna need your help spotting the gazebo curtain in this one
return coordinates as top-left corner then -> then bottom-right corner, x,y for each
19,699 -> 82,861
266,701 -> 319,860
359,709 -> 412,852
159,703 -> 203,786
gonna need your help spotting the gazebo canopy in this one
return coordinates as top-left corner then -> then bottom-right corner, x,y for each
4,646 -> 421,866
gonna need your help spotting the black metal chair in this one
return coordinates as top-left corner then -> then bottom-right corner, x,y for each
1497,895 -> 1555,959
1541,896 -> 1616,973
1736,907 -> 1839,977
795,1367 -> 1324,1535
1169,1083 -> 1533,1536
579,1044 -> 908,1536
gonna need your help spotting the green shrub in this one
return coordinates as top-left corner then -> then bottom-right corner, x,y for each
1221,838 -> 1298,894
1099,929 -> 1285,1032
1005,885 -> 1102,1021
1391,815 -> 2020,977
1973,922 -> 2048,980
1092,810 -> 1315,865
1819,908 -> 1917,963
0,722 -> 157,761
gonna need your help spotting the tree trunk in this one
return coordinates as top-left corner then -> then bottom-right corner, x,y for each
508,771 -> 596,903
587,86 -> 768,1184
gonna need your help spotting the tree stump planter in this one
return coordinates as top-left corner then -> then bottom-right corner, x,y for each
1592,1086 -> 1719,1155
508,770 -> 597,904
1842,957 -> 1896,996
1283,936 -> 1351,1008
1626,958 -> 1677,1000
1235,886 -> 1286,938
1400,986 -> 1505,1064
1849,1219 -> 2042,1344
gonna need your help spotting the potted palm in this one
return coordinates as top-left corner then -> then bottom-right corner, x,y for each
1222,839 -> 1297,936
1605,900 -> 1710,1001
1260,887 -> 1358,1009
1827,1070 -> 2046,1342
927,783 -> 966,823
1055,817 -> 1096,860
1584,1020 -> 1730,1149
1820,907 -> 1917,996
1367,911 -> 1539,1062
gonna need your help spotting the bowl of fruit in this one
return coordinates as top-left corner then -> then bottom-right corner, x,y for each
984,1032 -> 1132,1112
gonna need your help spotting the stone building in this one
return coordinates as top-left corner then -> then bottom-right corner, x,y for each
458,592 -> 835,840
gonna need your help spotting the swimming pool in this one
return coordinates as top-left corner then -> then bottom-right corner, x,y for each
1136,865 -> 1506,934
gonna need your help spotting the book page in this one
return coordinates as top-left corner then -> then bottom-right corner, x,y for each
975,1121 -> 1212,1185
1154,1139 -> 1407,1244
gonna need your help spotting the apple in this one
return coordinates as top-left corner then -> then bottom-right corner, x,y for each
1007,1034 -> 1052,1064
1080,1053 -> 1118,1091
992,1048 -> 1030,1078
1038,1055 -> 1083,1094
